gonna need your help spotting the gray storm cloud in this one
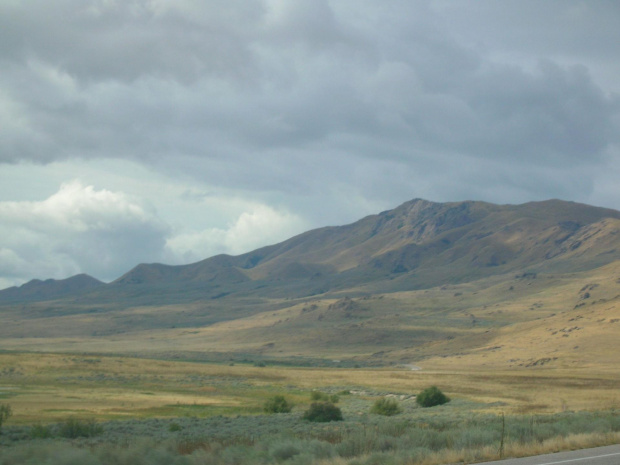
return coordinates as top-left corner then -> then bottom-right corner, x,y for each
0,0 -> 619,286
1,1 -> 617,171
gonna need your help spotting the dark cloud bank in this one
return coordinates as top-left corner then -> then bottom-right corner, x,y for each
1,0 -> 619,286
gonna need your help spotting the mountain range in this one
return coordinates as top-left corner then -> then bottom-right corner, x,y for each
1,198 -> 620,368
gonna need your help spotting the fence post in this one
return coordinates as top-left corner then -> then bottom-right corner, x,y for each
499,412 -> 505,459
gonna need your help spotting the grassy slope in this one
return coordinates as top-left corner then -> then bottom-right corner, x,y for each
1,259 -> 619,372
4,259 -> 619,424
2,200 -> 620,361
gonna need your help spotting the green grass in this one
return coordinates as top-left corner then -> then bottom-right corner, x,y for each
139,404 -> 265,418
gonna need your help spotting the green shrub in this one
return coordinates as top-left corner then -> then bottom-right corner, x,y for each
269,441 -> 302,461
59,418 -> 103,438
0,404 -> 12,432
264,395 -> 293,414
416,386 -> 450,408
303,402 -> 343,422
30,423 -> 53,439
370,398 -> 402,416
310,391 -> 328,402
310,391 -> 339,403
169,422 -> 182,432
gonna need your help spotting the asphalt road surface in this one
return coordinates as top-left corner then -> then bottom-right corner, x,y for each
473,444 -> 620,465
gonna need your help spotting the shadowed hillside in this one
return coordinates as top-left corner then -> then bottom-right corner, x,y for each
0,274 -> 103,302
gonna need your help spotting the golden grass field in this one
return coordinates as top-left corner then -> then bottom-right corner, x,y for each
1,349 -> 618,426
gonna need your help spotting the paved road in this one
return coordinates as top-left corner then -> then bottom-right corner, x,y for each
473,444 -> 620,465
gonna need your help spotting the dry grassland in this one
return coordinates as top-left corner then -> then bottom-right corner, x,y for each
1,262 -> 619,429
1,262 -> 619,367
1,350 -> 618,425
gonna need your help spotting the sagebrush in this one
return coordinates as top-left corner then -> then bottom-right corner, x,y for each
370,397 -> 402,416
1,410 -> 620,465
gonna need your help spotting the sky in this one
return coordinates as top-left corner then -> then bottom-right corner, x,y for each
1,0 -> 620,288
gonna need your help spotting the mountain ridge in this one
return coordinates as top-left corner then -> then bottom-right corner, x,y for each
2,198 -> 620,303
112,197 -> 620,289
1,197 -> 620,368
0,273 -> 103,302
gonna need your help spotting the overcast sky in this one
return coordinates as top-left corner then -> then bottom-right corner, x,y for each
1,0 -> 620,288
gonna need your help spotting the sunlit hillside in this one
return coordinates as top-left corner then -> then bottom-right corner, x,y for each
0,199 -> 619,373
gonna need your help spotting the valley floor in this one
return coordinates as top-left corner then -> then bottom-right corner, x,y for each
0,352 -> 620,465
0,352 -> 619,425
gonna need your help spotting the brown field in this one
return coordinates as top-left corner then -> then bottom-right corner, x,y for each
1,350 -> 618,425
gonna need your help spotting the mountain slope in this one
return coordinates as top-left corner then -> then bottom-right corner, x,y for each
4,198 -> 620,304
112,198 -> 620,296
1,198 -> 620,368
0,274 -> 103,302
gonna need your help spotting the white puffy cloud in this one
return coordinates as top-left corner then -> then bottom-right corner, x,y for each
165,204 -> 305,263
0,181 -> 169,285
0,179 -> 307,287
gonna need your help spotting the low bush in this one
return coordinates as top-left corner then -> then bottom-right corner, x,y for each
30,423 -> 53,439
416,386 -> 450,408
310,391 -> 339,403
58,418 -> 103,438
269,440 -> 302,461
169,422 -> 182,432
370,398 -> 402,416
2,410 -> 620,465
302,402 -> 343,422
0,404 -> 12,432
310,391 -> 328,402
264,395 -> 293,414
